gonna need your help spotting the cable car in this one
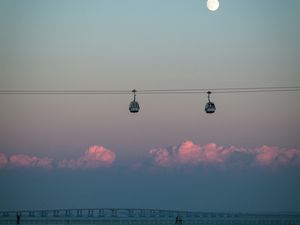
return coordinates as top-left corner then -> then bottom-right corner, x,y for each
129,89 -> 140,113
205,91 -> 216,114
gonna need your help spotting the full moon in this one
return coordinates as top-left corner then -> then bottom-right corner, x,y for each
207,0 -> 220,11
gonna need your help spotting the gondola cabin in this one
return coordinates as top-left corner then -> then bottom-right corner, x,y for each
205,91 -> 216,114
129,89 -> 140,113
129,101 -> 140,113
205,102 -> 216,114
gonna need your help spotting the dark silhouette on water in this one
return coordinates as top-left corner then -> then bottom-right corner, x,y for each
175,215 -> 183,225
16,214 -> 20,225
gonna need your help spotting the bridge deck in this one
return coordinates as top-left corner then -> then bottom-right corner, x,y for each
1,209 -> 300,225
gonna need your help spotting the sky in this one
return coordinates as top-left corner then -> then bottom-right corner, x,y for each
0,0 -> 300,212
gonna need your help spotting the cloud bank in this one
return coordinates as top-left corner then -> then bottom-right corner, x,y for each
9,154 -> 53,168
1,142 -> 300,170
0,152 -> 52,168
0,145 -> 116,169
149,141 -> 300,168
59,145 -> 116,169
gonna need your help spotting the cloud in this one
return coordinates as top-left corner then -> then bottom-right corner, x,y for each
149,141 -> 240,166
0,145 -> 116,170
255,145 -> 278,166
149,141 -> 300,168
59,145 -> 116,169
9,154 -> 53,168
1,142 -> 299,170
149,148 -> 171,167
0,153 -> 8,168
255,145 -> 300,166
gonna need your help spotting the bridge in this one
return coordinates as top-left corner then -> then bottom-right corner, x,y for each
1,208 -> 300,225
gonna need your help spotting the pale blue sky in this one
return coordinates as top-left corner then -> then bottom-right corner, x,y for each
0,0 -> 300,212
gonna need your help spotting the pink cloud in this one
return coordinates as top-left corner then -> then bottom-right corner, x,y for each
255,145 -> 279,166
149,148 -> 171,167
255,146 -> 300,166
149,141 -> 300,168
0,153 -> 8,168
149,141 -> 229,166
177,141 -> 201,164
59,145 -> 116,169
9,154 -> 53,168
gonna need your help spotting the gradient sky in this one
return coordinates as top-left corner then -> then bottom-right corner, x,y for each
0,0 -> 300,212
